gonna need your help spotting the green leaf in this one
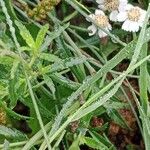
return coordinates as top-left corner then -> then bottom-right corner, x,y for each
8,78 -> 18,108
139,43 -> 149,113
49,57 -> 87,73
5,0 -> 18,20
69,142 -> 80,150
0,125 -> 27,141
104,101 -> 129,110
56,36 -> 86,82
83,137 -> 109,150
3,139 -> 9,150
0,56 -> 13,65
0,101 -> 31,120
36,24 -> 49,50
39,53 -> 61,62
69,136 -> 80,150
43,75 -> 55,95
28,106 -> 40,134
41,23 -> 70,50
10,60 -> 19,79
20,46 -> 32,52
89,131 -> 115,149
50,73 -> 80,90
73,81 -> 123,121
15,21 -> 35,48
108,109 -> 129,129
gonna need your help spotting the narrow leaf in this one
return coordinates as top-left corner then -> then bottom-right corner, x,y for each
0,125 -> 27,141
39,53 -> 61,62
83,137 -> 108,150
43,75 -> 55,95
8,78 -> 18,108
50,57 -> 87,73
15,21 -> 35,48
36,24 -> 49,50
10,60 -> 19,79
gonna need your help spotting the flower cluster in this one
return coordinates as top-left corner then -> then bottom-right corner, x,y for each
87,0 -> 147,38
27,0 -> 61,21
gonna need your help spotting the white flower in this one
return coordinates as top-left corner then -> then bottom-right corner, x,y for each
96,0 -> 128,21
117,4 -> 146,32
87,10 -> 112,38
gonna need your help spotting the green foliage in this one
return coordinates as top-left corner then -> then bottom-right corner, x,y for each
82,136 -> 109,150
0,125 -> 27,141
35,24 -> 49,50
15,21 -> 36,49
0,0 -> 150,150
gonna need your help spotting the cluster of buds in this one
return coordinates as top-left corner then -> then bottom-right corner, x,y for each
87,0 -> 147,38
0,107 -> 7,125
27,0 -> 61,21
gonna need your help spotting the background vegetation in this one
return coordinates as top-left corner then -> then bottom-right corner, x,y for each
0,0 -> 150,149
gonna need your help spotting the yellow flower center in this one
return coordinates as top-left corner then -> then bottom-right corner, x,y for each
127,8 -> 140,22
104,0 -> 119,11
95,15 -> 109,28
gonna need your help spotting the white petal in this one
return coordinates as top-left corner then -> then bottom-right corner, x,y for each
129,21 -> 140,32
95,9 -> 105,15
123,20 -> 138,32
96,0 -> 104,4
131,24 -> 140,32
138,17 -> 145,27
86,14 -> 95,22
107,24 -> 112,30
138,18 -> 145,27
109,11 -> 119,22
98,4 -> 106,10
138,21 -> 144,27
89,14 -> 95,19
88,24 -> 97,36
125,4 -> 134,11
122,20 -> 140,32
140,9 -> 147,16
119,0 -> 128,3
98,30 -> 107,38
139,9 -> 147,21
117,12 -> 127,22
118,0 -> 128,11
122,20 -> 131,31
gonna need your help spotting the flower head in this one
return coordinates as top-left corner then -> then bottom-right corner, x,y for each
87,10 -> 112,38
96,0 -> 128,21
117,4 -> 146,32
